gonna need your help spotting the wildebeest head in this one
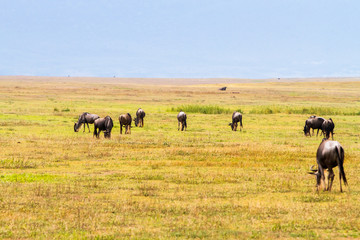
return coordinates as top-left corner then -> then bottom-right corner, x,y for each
303,125 -> 310,136
74,122 -> 79,132
308,165 -> 321,186
134,117 -> 138,127
229,122 -> 234,130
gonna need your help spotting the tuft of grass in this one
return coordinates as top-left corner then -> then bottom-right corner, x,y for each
0,158 -> 38,169
169,104 -> 233,114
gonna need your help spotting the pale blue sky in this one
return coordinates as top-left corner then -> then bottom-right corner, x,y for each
1,0 -> 359,78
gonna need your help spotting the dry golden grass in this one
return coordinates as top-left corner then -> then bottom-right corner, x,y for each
0,76 -> 360,239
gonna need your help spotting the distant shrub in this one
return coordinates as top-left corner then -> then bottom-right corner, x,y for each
53,107 -> 59,112
61,108 -> 70,112
169,105 -> 232,114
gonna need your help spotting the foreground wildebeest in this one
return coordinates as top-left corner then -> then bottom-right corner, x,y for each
322,118 -> 335,140
134,108 -> 145,127
93,116 -> 113,138
303,116 -> 325,137
219,87 -> 227,91
119,113 -> 132,134
309,139 -> 348,192
177,111 -> 187,131
229,111 -> 243,131
74,112 -> 100,133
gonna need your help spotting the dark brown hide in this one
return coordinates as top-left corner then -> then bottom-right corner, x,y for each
119,113 -> 132,134
303,116 -> 325,137
309,139 -> 348,192
177,111 -> 187,131
93,116 -> 113,138
229,111 -> 243,131
134,108 -> 146,127
322,118 -> 335,140
74,112 -> 100,132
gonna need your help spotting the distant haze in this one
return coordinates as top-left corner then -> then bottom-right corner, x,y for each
1,0 -> 360,79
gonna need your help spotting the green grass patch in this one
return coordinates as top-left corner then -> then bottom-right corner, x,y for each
249,105 -> 360,115
0,173 -> 63,183
169,104 -> 235,114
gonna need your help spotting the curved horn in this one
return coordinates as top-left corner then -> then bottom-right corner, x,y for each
310,165 -> 317,172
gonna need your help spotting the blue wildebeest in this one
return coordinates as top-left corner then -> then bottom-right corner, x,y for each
177,111 -> 187,131
119,113 -> 132,134
134,108 -> 146,127
309,139 -> 348,192
93,116 -> 113,138
303,116 -> 325,137
322,118 -> 335,140
74,112 -> 100,133
229,111 -> 243,131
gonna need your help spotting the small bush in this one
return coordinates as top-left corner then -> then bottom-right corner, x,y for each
53,107 -> 59,112
61,108 -> 70,112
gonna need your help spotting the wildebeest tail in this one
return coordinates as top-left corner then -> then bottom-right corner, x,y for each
335,145 -> 348,186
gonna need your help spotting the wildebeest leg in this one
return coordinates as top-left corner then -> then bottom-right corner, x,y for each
93,127 -> 97,138
316,129 -> 320,136
331,131 -> 334,140
178,121 -> 180,131
120,124 -> 123,134
86,123 -> 90,133
181,121 -> 184,131
327,168 -> 335,191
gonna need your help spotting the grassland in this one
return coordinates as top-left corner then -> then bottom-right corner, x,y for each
0,77 -> 360,239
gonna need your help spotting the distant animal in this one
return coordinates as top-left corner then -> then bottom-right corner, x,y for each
303,116 -> 325,137
219,87 -> 227,91
119,113 -> 132,134
93,116 -> 113,138
309,139 -> 348,192
177,111 -> 187,131
74,112 -> 100,133
134,108 -> 146,127
322,118 -> 335,140
229,111 -> 243,131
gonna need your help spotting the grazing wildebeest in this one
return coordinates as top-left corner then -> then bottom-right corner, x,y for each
177,111 -> 187,131
93,116 -> 113,138
134,108 -> 146,127
303,116 -> 325,137
322,118 -> 335,140
309,139 -> 348,192
229,111 -> 243,131
74,112 -> 100,133
219,87 -> 227,91
119,113 -> 132,134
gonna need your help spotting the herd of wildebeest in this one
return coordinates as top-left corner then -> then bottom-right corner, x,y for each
73,109 -> 347,193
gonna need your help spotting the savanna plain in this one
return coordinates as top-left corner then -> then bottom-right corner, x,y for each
0,76 -> 360,239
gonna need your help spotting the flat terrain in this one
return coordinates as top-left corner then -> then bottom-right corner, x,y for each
0,76 -> 359,239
